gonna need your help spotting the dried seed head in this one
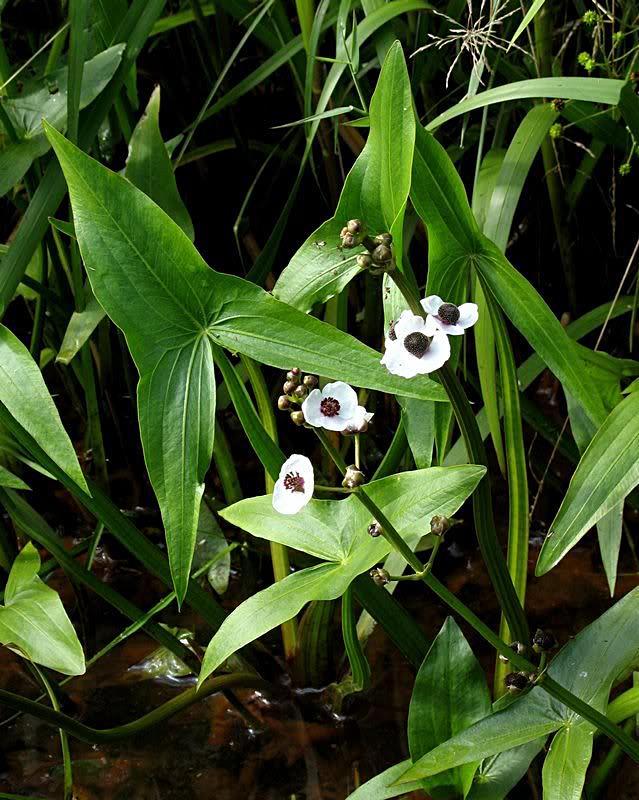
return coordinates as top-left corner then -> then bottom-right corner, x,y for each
370,567 -> 390,586
437,302 -> 460,325
342,464 -> 366,489
290,410 -> 305,426
368,522 -> 383,538
303,374 -> 318,388
504,672 -> 530,693
347,219 -> 363,235
532,629 -> 558,654
277,395 -> 291,411
371,244 -> 392,265
357,253 -> 373,270
403,331 -> 431,359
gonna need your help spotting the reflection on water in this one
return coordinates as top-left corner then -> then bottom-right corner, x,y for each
1,535 -> 638,799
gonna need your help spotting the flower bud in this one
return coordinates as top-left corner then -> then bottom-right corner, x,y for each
293,384 -> 308,400
374,232 -> 393,246
357,253 -> 372,270
303,374 -> 318,388
290,410 -> 305,426
504,671 -> 530,693
532,629 -> 557,654
430,515 -> 451,537
277,395 -> 291,411
283,380 -> 297,395
371,244 -> 392,265
341,233 -> 357,249
286,370 -> 300,384
347,219 -> 363,235
370,567 -> 390,586
368,522 -> 382,538
342,465 -> 365,489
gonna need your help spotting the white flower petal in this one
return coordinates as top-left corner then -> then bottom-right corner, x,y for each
381,340 -> 419,378
429,317 -> 466,336
424,315 -> 439,336
301,389 -> 323,427
273,454 -> 314,514
421,295 -> 443,315
394,311 -> 424,341
413,330 -> 451,373
457,302 -> 479,329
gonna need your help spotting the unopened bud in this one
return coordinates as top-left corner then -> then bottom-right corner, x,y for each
283,380 -> 296,395
368,522 -> 382,538
286,370 -> 300,385
371,244 -> 392,265
293,384 -> 308,400
430,515 -> 451,537
370,567 -> 390,586
277,395 -> 291,411
347,219 -> 363,234
303,374 -> 318,388
342,465 -> 365,489
341,233 -> 357,249
374,232 -> 393,246
532,629 -> 557,654
290,410 -> 305,426
357,253 -> 372,270
504,671 -> 530,693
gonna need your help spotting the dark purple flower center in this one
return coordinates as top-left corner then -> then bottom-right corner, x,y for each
320,397 -> 341,417
283,472 -> 305,493
437,302 -> 460,325
388,320 -> 397,341
403,331 -> 431,358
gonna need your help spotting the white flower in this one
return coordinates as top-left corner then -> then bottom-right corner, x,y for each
272,454 -> 314,515
421,295 -> 479,335
381,310 -> 451,378
302,381 -> 360,431
343,405 -> 374,434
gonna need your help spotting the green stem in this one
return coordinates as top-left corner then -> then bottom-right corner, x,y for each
313,430 -> 639,762
85,521 -> 105,571
30,665 -> 73,800
241,356 -> 298,660
213,420 -> 243,505
388,269 -> 528,644
0,674 -> 268,744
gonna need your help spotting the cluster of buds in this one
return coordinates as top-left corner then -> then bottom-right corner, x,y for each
577,51 -> 596,73
339,219 -> 395,276
370,567 -> 390,586
582,10 -> 600,26
277,368 -> 318,426
549,123 -> 563,140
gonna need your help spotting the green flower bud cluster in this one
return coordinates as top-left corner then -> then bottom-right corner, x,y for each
582,10 -> 599,26
549,123 -> 563,140
577,51 -> 596,72
277,368 -> 318,426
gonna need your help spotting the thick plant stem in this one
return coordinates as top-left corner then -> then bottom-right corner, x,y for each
314,430 -> 639,762
30,665 -> 73,800
0,674 -> 268,744
241,356 -> 298,660
389,268 -> 529,644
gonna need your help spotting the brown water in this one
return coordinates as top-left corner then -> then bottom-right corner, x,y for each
1,533 -> 639,799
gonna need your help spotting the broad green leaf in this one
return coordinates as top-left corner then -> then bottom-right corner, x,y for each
44,122 -> 447,600
0,324 -> 88,493
0,464 -> 29,490
56,293 -> 106,365
408,617 -> 491,798
619,81 -> 639,142
202,466 -> 485,682
125,86 -> 194,240
467,741 -> 545,800
474,240 -> 607,427
427,78 -> 626,132
0,45 -> 124,197
397,587 -> 639,783
0,543 -> 85,675
541,724 -> 593,800
347,760 -> 423,799
274,40 -> 415,312
537,391 -> 639,575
